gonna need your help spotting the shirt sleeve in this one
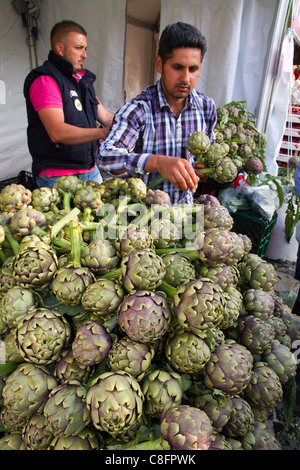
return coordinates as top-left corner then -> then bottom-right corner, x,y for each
29,75 -> 63,111
97,101 -> 151,174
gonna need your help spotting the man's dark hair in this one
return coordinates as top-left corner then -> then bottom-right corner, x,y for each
158,22 -> 207,63
50,20 -> 87,48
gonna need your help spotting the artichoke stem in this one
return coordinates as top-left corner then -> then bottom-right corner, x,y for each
155,247 -> 199,261
147,174 -> 167,189
101,267 -> 122,280
69,220 -> 82,266
50,207 -> 81,239
3,225 -> 19,255
159,280 -> 177,299
63,192 -> 72,211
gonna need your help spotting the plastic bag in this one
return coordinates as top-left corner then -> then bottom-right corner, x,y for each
241,184 -> 280,220
218,187 -> 250,213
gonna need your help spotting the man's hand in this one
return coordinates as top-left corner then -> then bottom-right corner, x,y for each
194,162 -> 209,183
145,155 -> 199,193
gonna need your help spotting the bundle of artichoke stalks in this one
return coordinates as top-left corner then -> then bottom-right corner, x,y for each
0,102 -> 297,451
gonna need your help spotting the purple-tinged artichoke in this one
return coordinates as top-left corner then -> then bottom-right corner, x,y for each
160,405 -> 213,450
108,336 -> 154,380
191,388 -> 233,433
150,218 -> 180,249
204,339 -> 253,395
242,288 -> 275,319
240,421 -> 281,450
204,204 -> 233,230
237,254 -> 278,292
281,311 -> 300,342
118,290 -> 171,343
198,228 -> 233,265
217,285 -> 243,330
208,434 -> 232,450
243,361 -> 283,410
141,370 -> 183,418
0,183 -> 31,213
225,232 -> 246,266
165,330 -> 211,373
222,397 -> 255,438
265,315 -> 287,341
198,264 -> 239,290
236,315 -> 275,354
119,177 -> 147,203
145,189 -> 171,206
262,339 -> 297,383
86,371 -> 144,438
16,308 -> 71,365
72,320 -> 112,366
43,380 -> 91,437
31,186 -> 61,213
9,207 -> 48,240
73,184 -> 102,216
0,406 -> 27,432
54,347 -> 95,384
2,362 -> 58,419
173,279 -> 225,333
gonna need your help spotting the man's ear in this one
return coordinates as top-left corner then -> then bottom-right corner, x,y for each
155,55 -> 163,74
54,42 -> 64,56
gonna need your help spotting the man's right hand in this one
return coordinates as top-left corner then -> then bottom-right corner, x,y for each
144,155 -> 199,193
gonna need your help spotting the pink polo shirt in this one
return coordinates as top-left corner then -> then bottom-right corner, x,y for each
29,70 -> 97,177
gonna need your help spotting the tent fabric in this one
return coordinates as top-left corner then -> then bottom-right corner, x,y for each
0,0 -> 294,181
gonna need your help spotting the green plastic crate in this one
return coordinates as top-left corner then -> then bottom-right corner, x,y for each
232,209 -> 278,259
0,171 -> 37,192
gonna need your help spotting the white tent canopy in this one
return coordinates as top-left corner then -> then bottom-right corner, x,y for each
0,0 -> 293,181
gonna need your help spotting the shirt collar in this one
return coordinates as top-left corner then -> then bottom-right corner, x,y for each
157,79 -> 197,112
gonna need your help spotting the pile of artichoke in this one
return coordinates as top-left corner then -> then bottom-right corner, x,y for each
0,173 -> 298,452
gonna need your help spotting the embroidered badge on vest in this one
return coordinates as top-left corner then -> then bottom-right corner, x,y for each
74,98 -> 83,111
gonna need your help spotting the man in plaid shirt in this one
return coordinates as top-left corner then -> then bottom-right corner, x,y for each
97,22 -> 217,205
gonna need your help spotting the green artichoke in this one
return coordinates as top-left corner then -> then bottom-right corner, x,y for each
0,432 -> 26,450
198,264 -> 239,291
165,330 -> 211,373
16,308 -> 71,365
108,336 -> 154,380
81,238 -> 119,275
262,339 -> 297,383
236,315 -> 275,354
187,131 -> 211,156
81,278 -> 124,317
115,223 -> 153,257
141,370 -> 183,418
86,371 -> 144,438
2,362 -> 57,418
240,421 -> 281,450
43,380 -> 91,437
22,412 -> 54,450
160,405 -> 213,450
217,285 -> 243,330
242,288 -> 275,319
162,252 -> 196,288
120,248 -> 166,292
191,388 -> 233,433
54,347 -> 95,384
237,254 -> 278,292
118,290 -> 171,343
222,397 -> 255,438
48,427 -> 102,450
0,183 -> 31,213
31,187 -> 61,212
52,264 -> 95,306
0,285 -> 40,329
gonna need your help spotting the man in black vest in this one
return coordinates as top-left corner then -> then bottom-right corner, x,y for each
24,20 -> 113,188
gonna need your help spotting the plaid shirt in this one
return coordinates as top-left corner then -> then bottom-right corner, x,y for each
98,80 -> 217,205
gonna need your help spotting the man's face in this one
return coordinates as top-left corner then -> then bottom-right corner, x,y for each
156,48 -> 202,104
58,32 -> 88,72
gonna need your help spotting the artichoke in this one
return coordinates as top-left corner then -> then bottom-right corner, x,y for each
222,397 -> 255,438
236,315 -> 276,354
118,290 -> 171,343
145,189 -> 171,206
54,347 -> 95,384
238,254 -> 278,292
162,252 -> 196,287
81,278 -> 124,317
0,432 -> 26,450
204,339 -> 253,395
81,238 -> 119,275
108,336 -> 154,380
187,131 -> 211,156
86,371 -> 144,438
9,207 -> 48,240
115,223 -> 153,257
243,361 -> 283,410
217,285 -> 243,330
2,362 -> 57,419
165,330 -> 211,373
22,412 -> 54,450
12,245 -> 58,291
203,204 -> 233,230
120,248 -> 166,292
0,183 -> 31,213
1,285 -> 40,329
198,228 -> 233,265
16,308 -> 71,365
52,264 -> 95,306
31,187 -> 61,212
49,427 -> 102,450
72,320 -> 112,366
240,421 -> 281,450
173,279 -> 225,333
191,388 -> 233,433
198,264 -> 239,291
262,339 -> 297,383
141,370 -> 183,418
242,288 -> 275,319
160,405 -> 214,450
43,380 -> 91,437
